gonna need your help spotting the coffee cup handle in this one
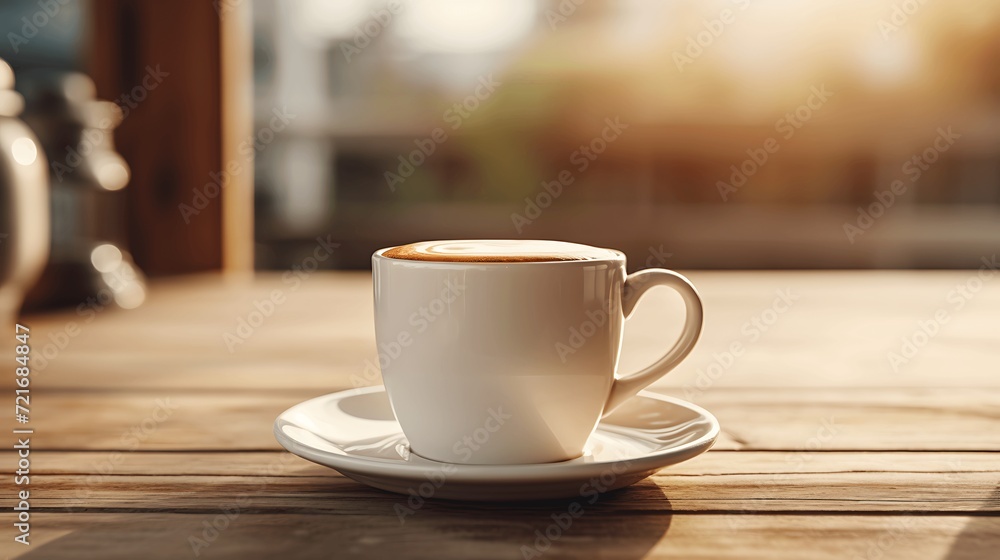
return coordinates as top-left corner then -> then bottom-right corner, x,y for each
603,269 -> 704,415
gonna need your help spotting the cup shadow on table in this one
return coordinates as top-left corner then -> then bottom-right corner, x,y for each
944,483 -> 1000,560
266,478 -> 674,559
19,480 -> 673,560
376,480 -> 674,559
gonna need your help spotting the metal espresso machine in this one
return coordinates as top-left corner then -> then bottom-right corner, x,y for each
17,70 -> 146,312
0,58 -> 49,325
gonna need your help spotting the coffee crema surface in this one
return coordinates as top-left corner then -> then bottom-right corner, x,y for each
382,240 -> 620,263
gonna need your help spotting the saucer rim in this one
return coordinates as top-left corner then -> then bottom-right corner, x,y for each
273,385 -> 720,483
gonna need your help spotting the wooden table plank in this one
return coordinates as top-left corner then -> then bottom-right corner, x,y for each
7,270 -> 1000,559
22,462 -> 999,514
3,513 -> 998,560
16,450 -> 1000,515
25,451 -> 1000,477
26,388 -> 1000,451
14,271 -> 1000,393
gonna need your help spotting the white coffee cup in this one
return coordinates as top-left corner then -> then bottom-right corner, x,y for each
372,241 -> 703,465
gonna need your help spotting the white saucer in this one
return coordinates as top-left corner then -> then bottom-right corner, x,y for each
273,386 -> 719,501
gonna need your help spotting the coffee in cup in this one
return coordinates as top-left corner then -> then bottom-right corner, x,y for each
372,239 -> 703,465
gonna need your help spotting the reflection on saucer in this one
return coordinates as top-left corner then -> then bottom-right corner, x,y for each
274,386 -> 719,501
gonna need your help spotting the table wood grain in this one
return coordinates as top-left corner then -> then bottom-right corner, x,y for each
2,271 -> 998,559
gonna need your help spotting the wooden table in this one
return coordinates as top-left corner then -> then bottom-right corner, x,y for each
3,271 -> 998,559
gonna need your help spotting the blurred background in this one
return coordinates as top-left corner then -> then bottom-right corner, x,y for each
247,0 -> 1000,270
3,0 -> 1000,315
